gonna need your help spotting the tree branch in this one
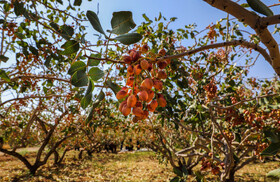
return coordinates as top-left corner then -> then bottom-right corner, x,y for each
235,155 -> 257,171
0,148 -> 33,171
211,93 -> 278,110
0,74 -> 71,85
21,101 -> 42,146
0,95 -> 71,107
261,15 -> 280,26
34,110 -> 68,166
203,0 -> 280,75
84,55 -> 124,64
42,132 -> 77,165
159,40 -> 272,65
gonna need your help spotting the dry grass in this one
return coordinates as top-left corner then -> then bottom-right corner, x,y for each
0,151 -> 175,182
0,150 -> 279,182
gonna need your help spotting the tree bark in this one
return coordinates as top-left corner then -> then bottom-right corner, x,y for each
225,169 -> 236,182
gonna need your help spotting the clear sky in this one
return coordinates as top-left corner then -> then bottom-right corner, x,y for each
82,0 -> 278,79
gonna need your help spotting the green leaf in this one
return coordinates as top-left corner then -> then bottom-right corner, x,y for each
61,40 -> 80,55
96,90 -> 105,103
86,105 -> 95,122
261,142 -> 280,156
44,56 -> 51,68
105,80 -> 120,95
29,46 -> 38,56
173,167 -> 183,177
194,171 -> 205,182
158,12 -> 162,21
0,69 -> 11,82
88,67 -> 104,81
111,11 -> 136,35
14,1 -> 25,16
264,130 -> 280,143
267,168 -> 280,179
88,53 -> 101,66
4,3 -> 11,12
142,14 -> 152,22
15,32 -> 25,39
81,93 -> 92,109
86,11 -> 106,35
60,25 -> 74,40
241,3 -> 249,8
170,177 -> 179,182
74,0 -> 82,6
50,22 -> 60,32
233,153 -> 240,163
68,61 -> 86,75
235,132 -> 241,143
56,0 -> 63,5
247,0 -> 274,17
0,55 -> 9,62
85,78 -> 94,95
71,70 -> 88,87
85,90 -> 105,122
81,79 -> 94,109
114,33 -> 142,45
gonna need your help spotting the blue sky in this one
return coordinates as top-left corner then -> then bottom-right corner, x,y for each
82,0 -> 278,79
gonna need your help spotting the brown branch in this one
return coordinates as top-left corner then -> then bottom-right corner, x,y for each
34,0 -> 87,22
268,3 -> 280,8
57,147 -> 70,164
212,93 -> 278,110
34,110 -> 68,166
150,141 -> 177,168
21,101 -> 42,146
261,15 -> 280,26
0,148 -> 33,171
158,40 -> 272,65
36,116 -> 48,134
84,55 -> 124,64
235,155 -> 257,171
42,132 -> 77,165
203,0 -> 280,75
0,74 -> 71,85
0,95 -> 71,107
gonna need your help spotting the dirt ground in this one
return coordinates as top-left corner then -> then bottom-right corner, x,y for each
0,148 -> 280,182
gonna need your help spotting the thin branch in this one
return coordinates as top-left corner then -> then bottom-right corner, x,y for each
211,93 -> 278,110
0,94 -> 71,107
158,40 -> 272,65
36,116 -> 48,134
235,155 -> 257,171
21,101 -> 42,146
268,3 -> 280,8
84,55 -> 124,64
0,74 -> 71,85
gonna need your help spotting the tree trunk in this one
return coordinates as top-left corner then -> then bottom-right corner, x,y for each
78,150 -> 84,159
53,150 -> 59,164
225,170 -> 236,182
29,165 -> 39,175
57,148 -> 68,164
